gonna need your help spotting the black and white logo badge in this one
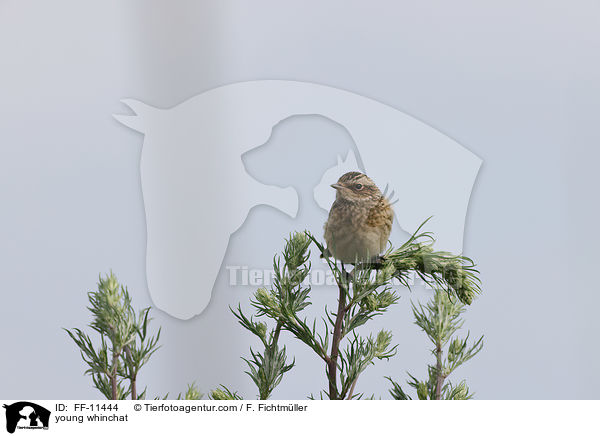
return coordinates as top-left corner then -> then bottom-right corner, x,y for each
3,402 -> 50,434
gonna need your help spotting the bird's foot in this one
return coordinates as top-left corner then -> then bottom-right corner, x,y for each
353,255 -> 386,271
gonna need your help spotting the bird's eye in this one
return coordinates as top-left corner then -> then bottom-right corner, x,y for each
354,183 -> 363,190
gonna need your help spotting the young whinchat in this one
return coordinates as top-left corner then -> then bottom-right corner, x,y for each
324,172 -> 393,264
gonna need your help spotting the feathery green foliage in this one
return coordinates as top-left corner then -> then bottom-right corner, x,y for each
388,288 -> 483,400
67,219 -> 483,400
227,219 -> 482,399
385,218 -> 480,305
65,272 -> 199,400
209,386 -> 243,400
176,383 -> 204,400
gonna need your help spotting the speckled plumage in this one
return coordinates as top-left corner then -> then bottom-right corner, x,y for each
324,172 -> 393,264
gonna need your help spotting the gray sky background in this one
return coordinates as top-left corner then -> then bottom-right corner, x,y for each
1,0 -> 599,399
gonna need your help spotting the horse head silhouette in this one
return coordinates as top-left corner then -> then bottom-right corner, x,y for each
115,80 -> 481,319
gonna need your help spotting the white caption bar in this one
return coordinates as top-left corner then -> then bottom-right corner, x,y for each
1,400 -> 597,435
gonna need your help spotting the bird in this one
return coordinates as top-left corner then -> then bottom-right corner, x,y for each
324,172 -> 394,265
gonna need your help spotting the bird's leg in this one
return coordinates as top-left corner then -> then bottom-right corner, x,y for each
373,254 -> 386,266
354,255 -> 386,272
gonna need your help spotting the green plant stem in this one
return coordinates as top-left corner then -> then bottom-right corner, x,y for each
262,320 -> 284,400
273,320 -> 283,344
328,272 -> 348,400
131,376 -> 137,400
434,342 -> 445,400
124,345 -> 137,400
347,377 -> 359,400
111,348 -> 118,400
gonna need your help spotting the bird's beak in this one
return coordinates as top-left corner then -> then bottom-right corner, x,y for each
331,183 -> 343,190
